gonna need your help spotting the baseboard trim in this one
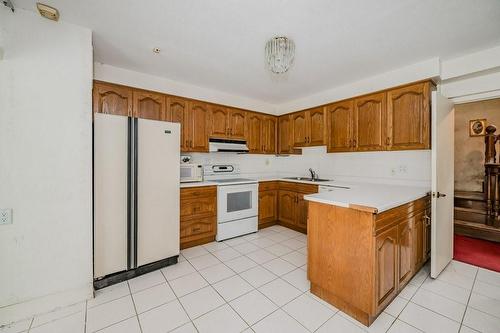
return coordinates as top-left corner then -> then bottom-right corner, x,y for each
0,284 -> 92,326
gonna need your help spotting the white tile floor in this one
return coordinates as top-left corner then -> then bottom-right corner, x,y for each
3,225 -> 500,333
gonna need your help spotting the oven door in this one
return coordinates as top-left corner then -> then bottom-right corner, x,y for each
217,183 -> 258,223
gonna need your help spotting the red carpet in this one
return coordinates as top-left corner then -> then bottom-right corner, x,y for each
454,234 -> 500,272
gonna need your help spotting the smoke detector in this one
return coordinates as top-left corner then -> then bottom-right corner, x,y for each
36,3 -> 59,21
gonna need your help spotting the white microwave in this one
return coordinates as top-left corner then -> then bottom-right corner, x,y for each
180,164 -> 203,183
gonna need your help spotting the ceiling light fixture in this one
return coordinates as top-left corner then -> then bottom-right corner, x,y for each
265,36 -> 295,74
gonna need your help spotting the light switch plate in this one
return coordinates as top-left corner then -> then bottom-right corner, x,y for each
0,208 -> 13,225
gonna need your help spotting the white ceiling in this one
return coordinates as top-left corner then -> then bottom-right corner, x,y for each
14,0 -> 500,104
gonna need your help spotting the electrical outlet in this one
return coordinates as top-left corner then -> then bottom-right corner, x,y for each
0,208 -> 12,225
399,165 -> 408,174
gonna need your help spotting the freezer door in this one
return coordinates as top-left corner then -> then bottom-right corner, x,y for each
136,119 -> 181,267
94,113 -> 129,278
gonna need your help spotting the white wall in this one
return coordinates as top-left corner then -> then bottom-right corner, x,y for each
0,8 -> 93,324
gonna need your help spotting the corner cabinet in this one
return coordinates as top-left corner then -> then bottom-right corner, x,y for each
93,82 -> 132,116
387,82 -> 431,150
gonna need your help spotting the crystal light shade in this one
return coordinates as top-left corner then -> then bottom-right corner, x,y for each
265,36 -> 295,74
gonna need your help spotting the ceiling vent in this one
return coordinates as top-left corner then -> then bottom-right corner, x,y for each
36,3 -> 59,21
2,0 -> 14,12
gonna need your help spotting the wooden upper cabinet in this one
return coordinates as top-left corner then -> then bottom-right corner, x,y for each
327,100 -> 354,152
209,105 -> 230,138
167,96 -> 189,151
228,109 -> 246,139
354,92 -> 387,151
188,101 -> 210,152
278,115 -> 293,154
375,225 -> 399,311
246,113 -> 263,153
308,107 -> 325,146
292,111 -> 308,147
387,82 -> 430,150
262,116 -> 277,154
93,82 -> 132,116
133,90 -> 166,121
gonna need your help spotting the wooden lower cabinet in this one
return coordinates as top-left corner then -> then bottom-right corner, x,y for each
180,186 -> 217,249
278,182 -> 318,233
308,196 -> 431,326
258,181 -> 279,228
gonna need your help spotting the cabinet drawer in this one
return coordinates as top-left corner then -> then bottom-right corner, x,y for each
181,186 -> 216,200
180,217 -> 215,239
259,181 -> 279,191
181,196 -> 216,220
279,181 -> 318,194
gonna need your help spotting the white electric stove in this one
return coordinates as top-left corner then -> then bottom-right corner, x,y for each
204,165 -> 258,241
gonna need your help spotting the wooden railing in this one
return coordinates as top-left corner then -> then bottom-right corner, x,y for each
484,125 -> 500,228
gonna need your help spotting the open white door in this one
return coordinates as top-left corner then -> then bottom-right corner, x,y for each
430,90 -> 455,278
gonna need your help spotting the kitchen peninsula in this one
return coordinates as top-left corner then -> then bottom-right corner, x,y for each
304,184 -> 430,326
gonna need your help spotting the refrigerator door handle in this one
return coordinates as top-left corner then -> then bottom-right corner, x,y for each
128,117 -> 138,270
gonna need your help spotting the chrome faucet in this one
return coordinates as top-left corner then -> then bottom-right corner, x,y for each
309,168 -> 317,181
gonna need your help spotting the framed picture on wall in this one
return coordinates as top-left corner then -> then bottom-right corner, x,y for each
469,119 -> 487,136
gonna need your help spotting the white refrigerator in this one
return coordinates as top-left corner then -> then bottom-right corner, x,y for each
93,113 -> 180,281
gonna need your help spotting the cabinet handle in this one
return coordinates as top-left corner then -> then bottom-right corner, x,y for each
349,139 -> 353,147
192,227 -> 201,232
353,139 -> 357,147
386,137 -> 391,145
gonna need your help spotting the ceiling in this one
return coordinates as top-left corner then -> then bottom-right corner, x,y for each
13,0 -> 500,104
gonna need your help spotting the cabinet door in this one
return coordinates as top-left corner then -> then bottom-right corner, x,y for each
292,111 -> 308,147
387,82 -> 430,150
412,211 -> 425,270
279,115 -> 293,154
398,220 -> 413,287
423,208 -> 431,261
167,97 -> 189,151
189,102 -> 210,152
354,92 -> 387,151
229,109 -> 246,139
278,190 -> 296,225
93,82 -> 132,116
247,113 -> 263,153
263,116 -> 277,154
375,225 -> 398,310
133,90 -> 166,121
296,193 -> 309,231
308,107 -> 325,146
259,190 -> 278,225
326,100 -> 354,152
209,105 -> 229,138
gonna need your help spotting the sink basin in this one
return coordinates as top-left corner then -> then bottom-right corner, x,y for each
283,177 -> 331,182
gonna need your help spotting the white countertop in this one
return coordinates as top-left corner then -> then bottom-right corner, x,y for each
304,183 -> 430,213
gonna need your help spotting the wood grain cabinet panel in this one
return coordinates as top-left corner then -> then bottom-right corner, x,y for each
262,116 -> 277,154
375,225 -> 398,311
398,221 -> 413,287
209,105 -> 230,138
188,101 -> 210,152
424,208 -> 431,261
326,100 -> 354,152
167,96 -> 190,151
93,82 -> 132,116
387,82 -> 430,150
278,115 -> 293,154
354,92 -> 387,151
278,190 -> 297,225
292,111 -> 309,147
133,90 -> 166,121
308,107 -> 326,146
296,193 -> 309,230
229,109 -> 246,139
259,189 -> 278,225
180,186 -> 217,249
247,113 -> 263,153
412,212 -> 425,270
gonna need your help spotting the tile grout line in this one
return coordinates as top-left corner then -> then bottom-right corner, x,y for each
459,268 -> 477,330
127,281 -> 144,333
83,300 -> 88,333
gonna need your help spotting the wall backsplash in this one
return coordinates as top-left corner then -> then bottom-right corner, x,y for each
189,146 -> 431,187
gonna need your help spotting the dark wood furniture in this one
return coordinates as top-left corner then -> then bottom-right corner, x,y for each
308,196 -> 431,326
